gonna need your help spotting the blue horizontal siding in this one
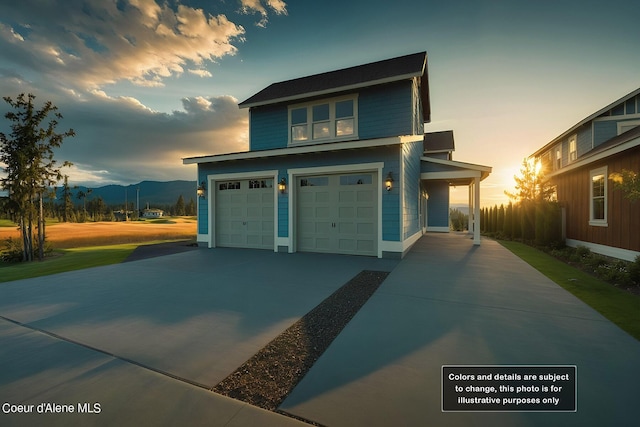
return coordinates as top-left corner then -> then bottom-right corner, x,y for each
403,141 -> 422,239
249,105 -> 288,151
197,145 -> 402,242
424,181 -> 449,228
593,121 -> 617,147
359,81 -> 413,140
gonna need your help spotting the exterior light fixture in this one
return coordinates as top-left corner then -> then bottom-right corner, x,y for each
278,177 -> 287,194
385,172 -> 394,192
197,181 -> 207,199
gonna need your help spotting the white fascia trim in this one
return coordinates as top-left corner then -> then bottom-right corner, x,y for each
183,135 -> 422,165
421,170 -> 481,180
287,162 -> 385,257
206,170 -> 279,252
566,239 -> 640,262
421,156 -> 493,172
239,73 -> 423,109
546,135 -> 640,178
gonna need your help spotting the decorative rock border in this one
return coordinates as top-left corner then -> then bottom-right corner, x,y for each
213,270 -> 389,417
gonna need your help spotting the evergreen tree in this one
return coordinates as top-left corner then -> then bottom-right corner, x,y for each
0,94 -> 74,261
175,194 -> 185,216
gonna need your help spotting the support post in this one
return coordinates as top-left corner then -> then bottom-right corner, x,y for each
473,176 -> 481,245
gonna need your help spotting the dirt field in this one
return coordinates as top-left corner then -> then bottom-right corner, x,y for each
0,218 -> 197,248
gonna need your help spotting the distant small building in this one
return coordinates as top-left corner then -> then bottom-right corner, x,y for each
142,208 -> 164,218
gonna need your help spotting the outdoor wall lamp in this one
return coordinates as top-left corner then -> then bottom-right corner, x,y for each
197,181 -> 207,199
278,177 -> 287,194
385,172 -> 394,192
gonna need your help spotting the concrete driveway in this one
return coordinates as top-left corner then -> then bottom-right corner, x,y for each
0,247 -> 397,426
1,234 -> 639,426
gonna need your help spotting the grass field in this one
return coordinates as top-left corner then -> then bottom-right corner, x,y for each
0,244 -> 140,283
0,217 -> 196,248
500,240 -> 640,341
0,218 -> 197,282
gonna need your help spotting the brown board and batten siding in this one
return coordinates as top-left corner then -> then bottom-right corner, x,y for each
551,145 -> 640,252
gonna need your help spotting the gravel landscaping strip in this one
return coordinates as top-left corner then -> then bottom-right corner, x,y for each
212,270 -> 389,417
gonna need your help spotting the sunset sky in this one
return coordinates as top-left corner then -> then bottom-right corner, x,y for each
1,0 -> 639,206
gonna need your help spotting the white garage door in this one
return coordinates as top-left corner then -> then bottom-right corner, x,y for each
215,179 -> 274,249
297,172 -> 377,256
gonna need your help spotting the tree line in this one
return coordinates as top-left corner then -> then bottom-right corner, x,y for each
1,94 -> 197,262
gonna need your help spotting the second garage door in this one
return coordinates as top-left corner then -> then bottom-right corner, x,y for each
215,178 -> 274,249
297,172 -> 377,256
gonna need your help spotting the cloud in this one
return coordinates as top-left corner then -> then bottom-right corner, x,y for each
0,0 -> 245,91
0,1 -> 288,187
54,93 -> 249,186
0,74 -> 248,187
239,0 -> 288,27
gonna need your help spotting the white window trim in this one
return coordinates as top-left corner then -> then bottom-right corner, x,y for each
555,145 -> 562,170
287,94 -> 358,146
617,119 -> 640,135
589,166 -> 608,227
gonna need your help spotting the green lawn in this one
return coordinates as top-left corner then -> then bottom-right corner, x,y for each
500,240 -> 640,341
0,244 -> 138,283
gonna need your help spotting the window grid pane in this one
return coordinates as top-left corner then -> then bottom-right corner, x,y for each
291,108 -> 307,125
336,118 -> 354,136
313,122 -> 330,139
312,104 -> 330,121
336,100 -> 353,118
292,124 -> 308,141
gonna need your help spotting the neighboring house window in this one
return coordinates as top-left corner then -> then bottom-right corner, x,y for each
568,135 -> 577,162
289,96 -> 357,144
589,166 -> 607,226
555,146 -> 562,170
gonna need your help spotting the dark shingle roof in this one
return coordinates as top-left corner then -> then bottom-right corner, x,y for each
424,130 -> 455,153
239,52 -> 430,121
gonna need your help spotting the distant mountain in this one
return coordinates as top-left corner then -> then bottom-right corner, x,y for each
56,180 -> 197,208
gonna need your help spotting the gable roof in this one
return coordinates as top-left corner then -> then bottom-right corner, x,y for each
532,87 -> 640,157
238,52 -> 430,122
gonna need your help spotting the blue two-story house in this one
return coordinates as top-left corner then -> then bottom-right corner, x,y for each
184,52 -> 491,258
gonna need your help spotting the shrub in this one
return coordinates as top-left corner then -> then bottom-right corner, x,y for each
575,245 -> 592,258
629,256 -> 640,286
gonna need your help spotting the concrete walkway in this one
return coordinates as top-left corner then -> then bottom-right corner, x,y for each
1,234 -> 639,426
281,234 -> 640,426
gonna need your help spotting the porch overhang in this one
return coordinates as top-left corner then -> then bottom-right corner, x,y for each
420,156 -> 492,245
420,156 -> 492,183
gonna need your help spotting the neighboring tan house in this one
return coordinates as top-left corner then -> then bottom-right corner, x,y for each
532,88 -> 640,261
184,52 -> 491,258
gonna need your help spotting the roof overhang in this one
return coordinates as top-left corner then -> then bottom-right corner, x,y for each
183,135 -> 424,165
420,156 -> 492,185
545,133 -> 640,178
239,73 -> 425,110
532,87 -> 640,158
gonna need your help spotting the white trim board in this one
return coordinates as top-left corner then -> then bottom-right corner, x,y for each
184,135 -> 423,165
566,239 -> 640,262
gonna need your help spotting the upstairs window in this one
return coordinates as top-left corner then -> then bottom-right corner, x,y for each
555,146 -> 562,170
568,135 -> 577,162
289,96 -> 357,144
